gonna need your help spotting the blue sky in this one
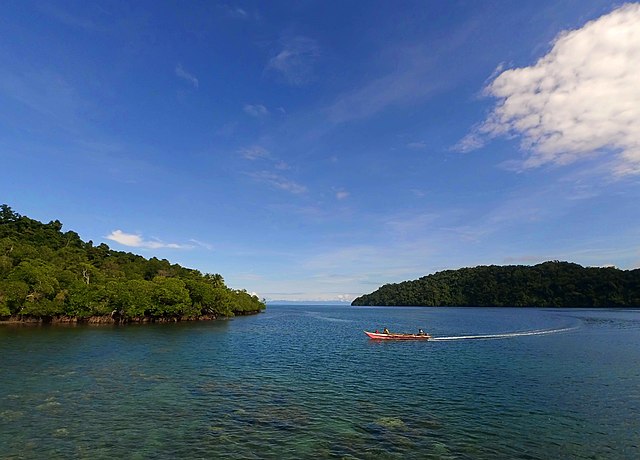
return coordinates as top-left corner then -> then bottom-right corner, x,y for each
2,1 -> 639,302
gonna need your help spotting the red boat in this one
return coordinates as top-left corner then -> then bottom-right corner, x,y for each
364,330 -> 431,340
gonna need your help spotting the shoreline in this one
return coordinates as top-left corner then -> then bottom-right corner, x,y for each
0,310 -> 263,326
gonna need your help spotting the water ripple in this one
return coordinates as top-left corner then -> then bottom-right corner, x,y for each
1,306 -> 639,458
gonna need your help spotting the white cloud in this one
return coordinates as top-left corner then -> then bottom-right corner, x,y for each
238,145 -> 290,169
267,36 -> 320,86
454,133 -> 484,153
239,145 -> 270,160
250,171 -> 307,194
460,4 -> 640,176
106,230 -> 189,249
175,64 -> 199,88
264,293 -> 357,303
218,4 -> 249,19
0,69 -> 82,132
188,239 -> 214,250
239,145 -> 298,191
326,43 -> 452,123
335,190 -> 349,200
38,3 -> 102,31
243,104 -> 269,117
302,242 -> 435,288
407,141 -> 427,150
228,7 -> 247,18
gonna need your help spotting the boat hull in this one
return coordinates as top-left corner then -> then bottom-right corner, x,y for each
364,331 -> 431,340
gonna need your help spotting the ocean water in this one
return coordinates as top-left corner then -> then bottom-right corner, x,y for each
1,305 -> 639,459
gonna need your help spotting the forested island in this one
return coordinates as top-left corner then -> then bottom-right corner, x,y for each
0,205 -> 265,323
352,262 -> 640,307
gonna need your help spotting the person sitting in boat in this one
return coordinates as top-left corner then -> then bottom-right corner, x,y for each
418,329 -> 425,335
383,327 -> 390,334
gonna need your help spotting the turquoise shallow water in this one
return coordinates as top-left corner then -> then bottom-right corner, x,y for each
1,305 -> 639,459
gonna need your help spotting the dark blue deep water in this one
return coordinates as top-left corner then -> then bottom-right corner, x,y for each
1,306 -> 639,459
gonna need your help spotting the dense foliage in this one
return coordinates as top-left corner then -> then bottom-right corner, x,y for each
0,205 -> 265,320
352,262 -> 640,307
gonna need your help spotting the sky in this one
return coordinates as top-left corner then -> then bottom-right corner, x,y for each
2,1 -> 640,302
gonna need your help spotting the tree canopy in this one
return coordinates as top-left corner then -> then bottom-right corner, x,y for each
351,262 -> 640,307
0,205 -> 265,321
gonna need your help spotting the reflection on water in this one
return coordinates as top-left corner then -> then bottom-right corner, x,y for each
1,306 -> 639,459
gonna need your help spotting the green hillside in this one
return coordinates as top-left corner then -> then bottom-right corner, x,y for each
0,205 -> 265,322
352,262 -> 640,307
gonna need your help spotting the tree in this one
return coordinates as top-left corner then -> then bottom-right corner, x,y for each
204,273 -> 226,288
0,280 -> 29,315
352,262 -> 640,308
0,205 -> 20,223
151,277 -> 193,316
0,204 -> 266,320
9,260 -> 59,304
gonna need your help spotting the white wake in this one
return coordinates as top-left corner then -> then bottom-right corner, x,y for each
307,313 -> 354,323
430,327 -> 576,341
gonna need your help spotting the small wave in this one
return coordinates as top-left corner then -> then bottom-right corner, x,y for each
306,313 -> 354,323
431,327 -> 576,341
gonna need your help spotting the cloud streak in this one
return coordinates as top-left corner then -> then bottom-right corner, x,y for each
175,64 -> 199,88
407,141 -> 427,150
459,4 -> 640,176
243,104 -> 269,117
324,28 -> 478,124
267,36 -> 320,86
219,5 -> 248,19
238,144 -> 302,192
37,3 -> 104,31
239,145 -> 271,160
249,171 -> 307,194
106,230 -> 190,249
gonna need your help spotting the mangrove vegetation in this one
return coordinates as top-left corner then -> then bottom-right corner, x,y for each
0,205 -> 265,323
352,262 -> 640,307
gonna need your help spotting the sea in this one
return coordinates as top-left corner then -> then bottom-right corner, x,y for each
1,305 -> 639,459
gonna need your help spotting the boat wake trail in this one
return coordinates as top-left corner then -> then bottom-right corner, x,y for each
431,327 -> 576,341
307,313 -> 354,323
